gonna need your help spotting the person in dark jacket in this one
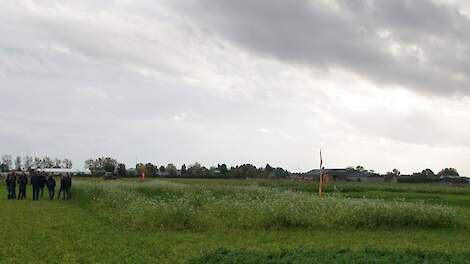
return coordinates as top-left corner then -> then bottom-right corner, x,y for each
66,174 -> 72,200
9,173 -> 16,199
5,174 -> 10,199
5,173 -> 16,199
39,172 -> 47,198
58,174 -> 72,200
17,173 -> 27,200
30,171 -> 40,201
46,175 -> 56,200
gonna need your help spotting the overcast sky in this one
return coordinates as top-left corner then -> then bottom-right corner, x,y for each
2,0 -> 470,174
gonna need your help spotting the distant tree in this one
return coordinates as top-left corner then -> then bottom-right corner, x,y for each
43,157 -> 54,168
421,168 -> 435,177
265,164 -> 274,173
209,166 -> 220,177
117,163 -> 127,177
189,162 -> 201,170
33,157 -> 42,169
392,168 -> 401,176
144,163 -> 157,177
85,157 -> 118,174
0,164 -> 7,172
23,156 -> 33,170
63,159 -> 73,169
1,155 -> 12,171
0,155 -> 10,172
356,165 -> 365,172
187,162 -> 202,178
103,158 -> 117,173
166,163 -> 177,177
230,164 -> 258,178
437,168 -> 459,177
159,165 -> 166,173
218,164 -> 228,175
273,167 -> 290,178
136,163 -> 145,176
15,156 -> 22,171
53,158 -> 62,168
84,159 -> 95,171
181,164 -> 187,176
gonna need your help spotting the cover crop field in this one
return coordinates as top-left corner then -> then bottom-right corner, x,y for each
1,178 -> 470,263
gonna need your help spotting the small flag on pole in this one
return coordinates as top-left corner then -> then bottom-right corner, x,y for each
319,150 -> 324,198
320,150 -> 323,168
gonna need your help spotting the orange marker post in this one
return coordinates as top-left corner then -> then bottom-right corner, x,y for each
139,170 -> 145,182
319,150 -> 324,198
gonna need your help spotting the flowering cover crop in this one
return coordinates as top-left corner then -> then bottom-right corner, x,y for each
74,180 -> 459,231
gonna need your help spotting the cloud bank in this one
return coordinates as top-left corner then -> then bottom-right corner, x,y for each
1,0 -> 470,174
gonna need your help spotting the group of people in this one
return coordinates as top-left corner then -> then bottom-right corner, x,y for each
4,171 -> 72,201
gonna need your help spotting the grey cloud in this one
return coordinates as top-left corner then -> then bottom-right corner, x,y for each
173,0 -> 470,95
3,0 -> 470,174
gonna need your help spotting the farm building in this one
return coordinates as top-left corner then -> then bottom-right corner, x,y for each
302,168 -> 384,182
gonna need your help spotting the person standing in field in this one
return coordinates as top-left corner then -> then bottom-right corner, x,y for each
58,174 -> 72,200
4,174 -> 10,199
9,173 -> 17,199
39,172 -> 47,198
58,174 -> 67,200
5,173 -> 17,199
46,175 -> 56,200
66,174 -> 72,200
31,171 -> 40,201
17,173 -> 27,200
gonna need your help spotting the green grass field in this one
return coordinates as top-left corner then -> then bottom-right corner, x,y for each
2,178 -> 470,263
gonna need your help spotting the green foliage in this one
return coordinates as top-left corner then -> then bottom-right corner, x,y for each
144,163 -> 157,177
421,168 -> 435,177
85,157 -> 119,174
218,164 -> 228,175
166,164 -> 177,177
117,163 -> 127,177
437,168 -> 460,177
0,163 -> 8,172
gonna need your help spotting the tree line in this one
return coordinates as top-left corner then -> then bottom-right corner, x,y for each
83,157 -> 465,182
387,167 -> 463,183
83,157 -> 290,179
1,154 -> 73,172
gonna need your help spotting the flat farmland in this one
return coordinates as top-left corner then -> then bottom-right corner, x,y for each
1,178 -> 470,263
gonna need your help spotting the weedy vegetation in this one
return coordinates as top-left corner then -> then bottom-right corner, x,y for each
74,180 -> 459,231
2,178 -> 470,263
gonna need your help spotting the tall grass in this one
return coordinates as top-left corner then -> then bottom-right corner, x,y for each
256,180 -> 470,195
171,178 -> 470,195
73,180 -> 460,231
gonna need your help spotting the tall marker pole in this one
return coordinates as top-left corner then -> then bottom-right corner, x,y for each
319,150 -> 323,198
